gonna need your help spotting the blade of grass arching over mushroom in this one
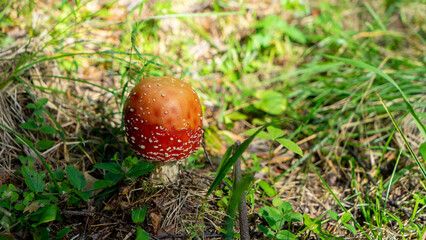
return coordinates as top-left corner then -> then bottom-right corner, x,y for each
376,93 -> 426,180
205,123 -> 272,198
325,55 -> 426,139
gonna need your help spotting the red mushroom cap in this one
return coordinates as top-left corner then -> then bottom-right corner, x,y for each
124,76 -> 203,162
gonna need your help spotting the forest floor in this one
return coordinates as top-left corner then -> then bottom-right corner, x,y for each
1,0 -> 425,239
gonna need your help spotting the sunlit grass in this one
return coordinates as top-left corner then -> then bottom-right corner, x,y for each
0,0 -> 425,239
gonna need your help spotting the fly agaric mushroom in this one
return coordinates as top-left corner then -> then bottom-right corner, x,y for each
123,76 -> 203,182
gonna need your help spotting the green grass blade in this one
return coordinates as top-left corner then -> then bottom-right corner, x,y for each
376,93 -> 426,179
205,123 -> 272,198
326,55 -> 426,139
312,165 -> 371,240
384,149 -> 403,210
274,129 -> 335,182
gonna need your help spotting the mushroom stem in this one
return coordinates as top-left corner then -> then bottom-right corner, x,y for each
150,160 -> 180,183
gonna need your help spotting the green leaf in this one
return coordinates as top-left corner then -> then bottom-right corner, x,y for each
27,103 -> 37,109
267,126 -> 285,139
328,210 -> 339,220
93,180 -> 115,190
280,202 -> 293,215
343,223 -> 357,234
132,206 -> 147,223
36,140 -> 55,150
20,120 -> 38,130
125,162 -> 155,178
276,138 -> 303,156
32,205 -> 57,227
19,155 -> 34,167
272,197 -> 282,207
94,162 -> 122,174
284,211 -> 303,223
33,227 -> 49,240
53,168 -> 64,181
259,180 -> 277,197
303,214 -> 320,234
123,156 -> 138,168
56,227 -> 72,240
14,203 -> 25,211
284,26 -> 306,44
40,125 -> 57,134
21,166 -> 44,193
257,224 -> 275,238
420,142 -> 426,161
136,227 -> 150,240
276,230 -> 297,240
254,90 -> 287,115
36,98 -> 48,108
104,172 -> 123,183
341,212 -> 351,224
75,190 -> 91,201
245,128 -> 272,140
258,206 -> 282,230
66,165 -> 86,191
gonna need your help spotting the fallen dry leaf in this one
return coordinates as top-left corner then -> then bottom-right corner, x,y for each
150,212 -> 162,236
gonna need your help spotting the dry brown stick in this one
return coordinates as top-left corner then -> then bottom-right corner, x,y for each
234,141 -> 250,240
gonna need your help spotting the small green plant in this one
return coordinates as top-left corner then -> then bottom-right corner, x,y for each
327,210 -> 356,235
246,125 -> 303,183
257,197 -> 303,240
0,157 -> 77,239
93,153 -> 155,190
0,97 -> 75,238
132,206 -> 150,240
215,188 -> 230,209
18,98 -> 59,151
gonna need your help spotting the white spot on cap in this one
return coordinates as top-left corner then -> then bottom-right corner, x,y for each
161,94 -> 165,97
134,127 -> 139,130
139,145 -> 145,149
130,108 -> 134,112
